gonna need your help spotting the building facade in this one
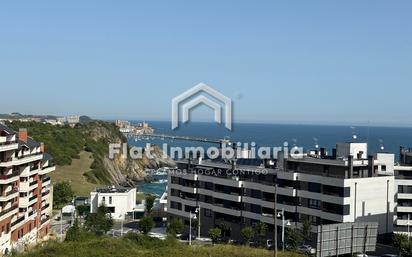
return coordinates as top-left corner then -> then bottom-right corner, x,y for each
90,186 -> 136,220
167,142 -> 395,242
0,124 -> 55,254
393,147 -> 412,237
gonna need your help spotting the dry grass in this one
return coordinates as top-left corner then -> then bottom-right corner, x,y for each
49,151 -> 101,197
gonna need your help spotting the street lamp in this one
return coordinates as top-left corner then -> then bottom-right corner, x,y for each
195,206 -> 200,238
408,214 -> 411,241
277,208 -> 291,251
189,211 -> 197,245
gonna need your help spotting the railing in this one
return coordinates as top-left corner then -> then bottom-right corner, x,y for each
1,189 -> 18,197
11,215 -> 25,227
41,215 -> 50,224
42,177 -> 51,183
0,171 -> 20,180
29,180 -> 38,187
42,190 -> 50,197
29,195 -> 37,202
0,205 -> 18,217
41,203 -> 50,211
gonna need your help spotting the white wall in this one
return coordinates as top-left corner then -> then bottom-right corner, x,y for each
344,176 -> 395,234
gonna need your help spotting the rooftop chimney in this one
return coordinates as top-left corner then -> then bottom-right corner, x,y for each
40,142 -> 45,153
19,128 -> 27,142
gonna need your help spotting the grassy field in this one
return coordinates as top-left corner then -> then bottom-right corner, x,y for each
50,151 -> 101,196
17,235 -> 304,257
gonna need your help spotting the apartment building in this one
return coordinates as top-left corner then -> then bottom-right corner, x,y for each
0,124 -> 55,254
90,186 -> 136,220
167,142 -> 395,242
393,147 -> 412,237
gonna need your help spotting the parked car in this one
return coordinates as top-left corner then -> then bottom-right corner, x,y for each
354,253 -> 368,257
298,245 -> 316,255
380,255 -> 398,257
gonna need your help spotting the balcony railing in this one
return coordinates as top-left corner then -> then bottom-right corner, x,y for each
42,177 -> 51,183
41,203 -> 50,211
0,205 -> 18,217
0,171 -> 20,180
29,180 -> 38,187
42,190 -> 50,197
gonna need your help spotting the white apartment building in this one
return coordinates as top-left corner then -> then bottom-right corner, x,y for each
393,147 -> 412,237
90,186 -> 136,220
0,125 -> 55,254
167,142 -> 395,242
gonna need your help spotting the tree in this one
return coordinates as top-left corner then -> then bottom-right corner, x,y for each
167,218 -> 184,236
209,228 -> 221,245
139,216 -> 154,234
254,222 -> 267,246
301,219 -> 312,244
285,228 -> 303,250
85,205 -> 113,235
66,218 -> 94,242
53,181 -> 74,209
145,194 -> 156,214
218,222 -> 232,241
76,205 -> 90,217
241,226 -> 254,246
393,233 -> 412,257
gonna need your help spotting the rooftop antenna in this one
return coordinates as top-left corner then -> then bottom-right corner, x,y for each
379,139 -> 385,151
350,126 -> 357,141
313,137 -> 319,149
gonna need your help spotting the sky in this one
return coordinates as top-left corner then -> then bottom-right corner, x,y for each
0,1 -> 411,126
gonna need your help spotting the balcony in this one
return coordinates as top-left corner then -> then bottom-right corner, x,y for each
42,176 -> 51,183
28,195 -> 38,206
0,171 -> 20,184
41,215 -> 50,225
0,205 -> 18,219
42,190 -> 50,197
397,206 -> 412,212
41,203 -> 50,211
0,153 -> 43,167
11,215 -> 25,230
39,166 -> 56,175
0,189 -> 19,202
0,142 -> 18,152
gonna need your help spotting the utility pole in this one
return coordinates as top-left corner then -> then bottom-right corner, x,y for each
189,211 -> 192,245
273,184 -> 278,257
196,206 -> 201,238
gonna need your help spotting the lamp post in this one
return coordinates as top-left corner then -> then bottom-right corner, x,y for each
189,211 -> 197,245
277,208 -> 291,251
195,206 -> 200,238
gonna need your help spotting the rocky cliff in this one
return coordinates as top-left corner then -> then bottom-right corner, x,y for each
80,121 -> 174,186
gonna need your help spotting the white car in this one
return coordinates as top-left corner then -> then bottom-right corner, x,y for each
354,254 -> 368,257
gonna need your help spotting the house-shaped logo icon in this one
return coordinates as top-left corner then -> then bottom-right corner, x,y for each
171,83 -> 232,130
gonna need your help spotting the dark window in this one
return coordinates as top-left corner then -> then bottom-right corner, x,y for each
204,208 -> 213,217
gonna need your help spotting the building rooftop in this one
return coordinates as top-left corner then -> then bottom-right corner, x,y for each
0,123 -> 15,135
18,137 -> 41,150
93,186 -> 134,194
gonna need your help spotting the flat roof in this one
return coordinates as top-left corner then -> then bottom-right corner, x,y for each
94,186 -> 134,194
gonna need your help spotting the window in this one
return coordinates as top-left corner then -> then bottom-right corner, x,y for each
308,199 -> 321,209
109,196 -> 112,204
204,208 -> 213,217
382,165 -> 387,171
102,196 -> 105,202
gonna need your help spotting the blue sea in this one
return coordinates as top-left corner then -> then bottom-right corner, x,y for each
129,121 -> 412,196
